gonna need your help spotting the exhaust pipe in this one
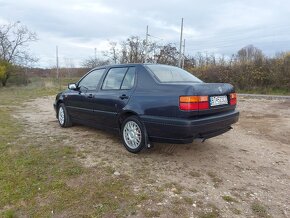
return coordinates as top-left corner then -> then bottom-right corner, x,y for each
195,137 -> 206,143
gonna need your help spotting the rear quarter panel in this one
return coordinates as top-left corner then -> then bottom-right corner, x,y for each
125,66 -> 236,119
125,66 -> 198,118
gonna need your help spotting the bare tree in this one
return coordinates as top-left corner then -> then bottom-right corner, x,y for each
155,43 -> 179,65
0,22 -> 38,63
81,56 -> 109,69
0,22 -> 38,86
237,45 -> 264,63
110,41 -> 118,64
103,41 -> 121,64
104,36 -> 159,64
121,36 -> 146,63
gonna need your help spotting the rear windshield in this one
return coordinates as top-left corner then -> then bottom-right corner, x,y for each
146,65 -> 202,83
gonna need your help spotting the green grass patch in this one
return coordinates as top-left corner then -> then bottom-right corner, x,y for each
183,196 -> 194,205
0,76 -> 80,105
0,108 -> 86,215
2,209 -> 15,218
207,172 -> 223,188
189,170 -> 201,177
170,197 -> 187,216
198,204 -> 220,218
143,209 -> 161,217
222,195 -> 238,203
0,82 -> 157,217
0,83 -> 81,215
251,201 -> 270,217
162,182 -> 184,194
231,207 -> 241,215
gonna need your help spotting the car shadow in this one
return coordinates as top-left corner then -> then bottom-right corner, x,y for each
148,141 -> 216,153
56,121 -> 224,159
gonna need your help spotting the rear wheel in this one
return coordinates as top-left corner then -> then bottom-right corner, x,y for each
58,103 -> 72,127
121,116 -> 146,153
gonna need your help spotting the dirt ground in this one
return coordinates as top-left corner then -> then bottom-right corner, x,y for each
16,96 -> 290,217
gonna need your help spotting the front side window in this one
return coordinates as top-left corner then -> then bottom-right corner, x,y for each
78,68 -> 105,90
146,64 -> 202,83
102,67 -> 128,90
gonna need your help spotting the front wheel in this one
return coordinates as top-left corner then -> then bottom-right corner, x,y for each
58,103 -> 72,127
121,116 -> 146,153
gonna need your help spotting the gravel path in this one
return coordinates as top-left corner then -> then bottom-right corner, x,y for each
238,93 -> 290,100
16,96 -> 290,217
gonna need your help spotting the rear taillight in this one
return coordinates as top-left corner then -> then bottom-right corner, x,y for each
179,96 -> 209,111
230,93 -> 237,105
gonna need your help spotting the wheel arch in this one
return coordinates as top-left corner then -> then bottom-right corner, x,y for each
118,110 -> 139,129
57,99 -> 64,107
56,100 -> 64,114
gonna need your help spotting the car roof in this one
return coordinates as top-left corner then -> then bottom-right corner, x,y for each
92,63 -> 143,70
91,63 -> 170,71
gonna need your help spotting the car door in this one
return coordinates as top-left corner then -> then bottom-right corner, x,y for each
64,68 -> 106,122
91,67 -> 136,129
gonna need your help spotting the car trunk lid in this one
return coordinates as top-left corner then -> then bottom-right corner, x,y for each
179,82 -> 236,117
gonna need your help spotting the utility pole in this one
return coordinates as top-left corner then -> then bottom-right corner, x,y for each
178,18 -> 184,68
182,39 -> 185,69
144,25 -> 149,63
94,48 -> 97,65
56,45 -> 59,79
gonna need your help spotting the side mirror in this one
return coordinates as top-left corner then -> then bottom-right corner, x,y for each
68,83 -> 77,90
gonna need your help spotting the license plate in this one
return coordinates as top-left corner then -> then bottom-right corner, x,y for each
210,96 -> 228,106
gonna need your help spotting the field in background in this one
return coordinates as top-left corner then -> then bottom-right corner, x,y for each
2,61 -> 290,96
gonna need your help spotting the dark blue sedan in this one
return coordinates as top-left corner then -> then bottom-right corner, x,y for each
54,64 -> 239,153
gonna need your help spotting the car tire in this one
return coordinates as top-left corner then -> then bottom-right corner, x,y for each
58,103 -> 72,128
121,116 -> 146,153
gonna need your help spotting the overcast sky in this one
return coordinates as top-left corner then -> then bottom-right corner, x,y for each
1,0 -> 290,67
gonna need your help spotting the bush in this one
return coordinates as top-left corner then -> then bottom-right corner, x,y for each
186,47 -> 290,94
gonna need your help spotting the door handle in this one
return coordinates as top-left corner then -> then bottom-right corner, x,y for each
87,94 -> 93,98
119,94 -> 129,100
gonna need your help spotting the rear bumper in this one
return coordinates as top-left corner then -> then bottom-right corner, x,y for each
140,110 -> 239,143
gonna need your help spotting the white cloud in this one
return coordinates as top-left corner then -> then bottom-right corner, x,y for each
0,0 -> 290,67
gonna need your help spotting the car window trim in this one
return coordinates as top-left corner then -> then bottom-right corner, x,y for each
77,68 -> 106,91
119,67 -> 130,89
101,67 -> 129,91
144,65 -> 163,84
120,67 -> 136,90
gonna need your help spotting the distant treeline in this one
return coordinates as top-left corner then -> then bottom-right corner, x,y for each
82,37 -> 290,93
3,32 -> 290,93
186,45 -> 290,93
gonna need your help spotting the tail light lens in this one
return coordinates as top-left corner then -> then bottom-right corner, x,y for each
179,96 -> 209,111
230,93 -> 237,105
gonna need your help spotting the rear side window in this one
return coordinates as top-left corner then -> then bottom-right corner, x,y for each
146,65 -> 202,83
78,68 -> 105,90
102,67 -> 128,90
121,67 -> 135,90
